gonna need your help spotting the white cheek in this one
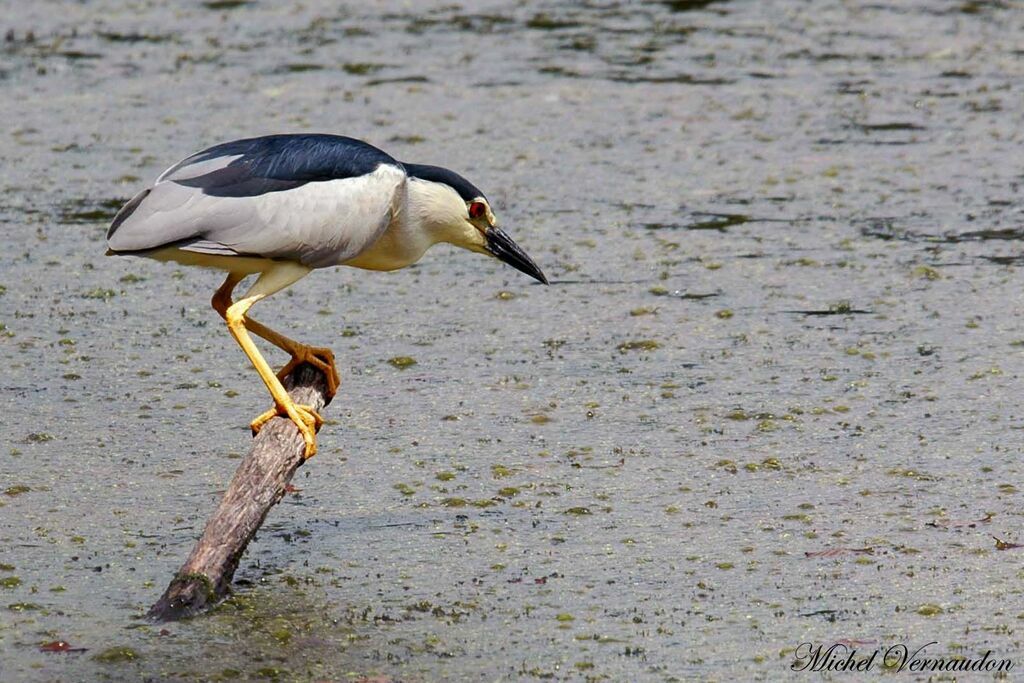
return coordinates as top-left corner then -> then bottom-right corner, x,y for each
473,225 -> 489,246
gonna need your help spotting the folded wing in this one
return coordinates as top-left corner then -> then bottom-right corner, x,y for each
107,134 -> 407,268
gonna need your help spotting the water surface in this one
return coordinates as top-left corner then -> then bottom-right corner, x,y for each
2,1 -> 1023,680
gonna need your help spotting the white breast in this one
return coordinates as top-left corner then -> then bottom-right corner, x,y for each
249,163 -> 407,268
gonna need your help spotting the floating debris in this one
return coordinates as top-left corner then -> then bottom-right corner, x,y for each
202,0 -> 249,9
617,340 -> 661,353
93,646 -> 140,663
40,640 -> 88,653
57,198 -> 124,224
804,547 -> 873,559
992,536 -> 1023,551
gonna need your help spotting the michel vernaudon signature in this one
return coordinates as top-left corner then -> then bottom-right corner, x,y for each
791,642 -> 1013,674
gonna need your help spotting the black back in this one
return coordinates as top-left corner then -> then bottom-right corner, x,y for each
170,134 -> 400,197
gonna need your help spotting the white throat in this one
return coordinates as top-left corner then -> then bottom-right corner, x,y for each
341,178 -> 458,272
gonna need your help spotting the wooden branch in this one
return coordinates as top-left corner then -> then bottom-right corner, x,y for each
148,363 -> 330,622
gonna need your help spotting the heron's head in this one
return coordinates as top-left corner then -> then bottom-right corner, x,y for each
404,164 -> 547,284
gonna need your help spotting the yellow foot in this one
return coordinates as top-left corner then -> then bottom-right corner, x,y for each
250,401 -> 323,459
276,345 -> 340,401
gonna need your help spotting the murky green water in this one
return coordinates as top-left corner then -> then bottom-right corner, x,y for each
2,1 -> 1023,680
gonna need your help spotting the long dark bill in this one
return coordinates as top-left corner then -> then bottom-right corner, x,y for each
485,228 -> 548,284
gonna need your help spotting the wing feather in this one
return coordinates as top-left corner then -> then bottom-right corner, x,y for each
107,134 -> 406,267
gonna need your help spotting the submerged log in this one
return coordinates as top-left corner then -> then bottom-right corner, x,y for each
148,363 -> 329,621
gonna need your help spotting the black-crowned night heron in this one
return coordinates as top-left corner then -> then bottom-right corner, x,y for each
106,133 -> 547,458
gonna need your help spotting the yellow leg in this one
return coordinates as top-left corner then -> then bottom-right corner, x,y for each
226,295 -> 321,459
212,274 -> 341,399
217,264 -> 321,459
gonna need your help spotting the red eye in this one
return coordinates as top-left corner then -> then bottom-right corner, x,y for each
469,202 -> 486,219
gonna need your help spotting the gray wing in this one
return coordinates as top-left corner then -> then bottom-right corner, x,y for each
106,134 -> 407,268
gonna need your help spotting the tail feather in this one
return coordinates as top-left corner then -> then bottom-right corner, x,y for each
106,188 -> 151,243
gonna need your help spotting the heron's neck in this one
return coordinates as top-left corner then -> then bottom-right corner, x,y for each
342,180 -> 443,271
405,178 -> 463,243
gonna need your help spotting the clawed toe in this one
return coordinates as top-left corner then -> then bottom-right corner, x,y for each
275,346 -> 340,401
250,402 -> 323,459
